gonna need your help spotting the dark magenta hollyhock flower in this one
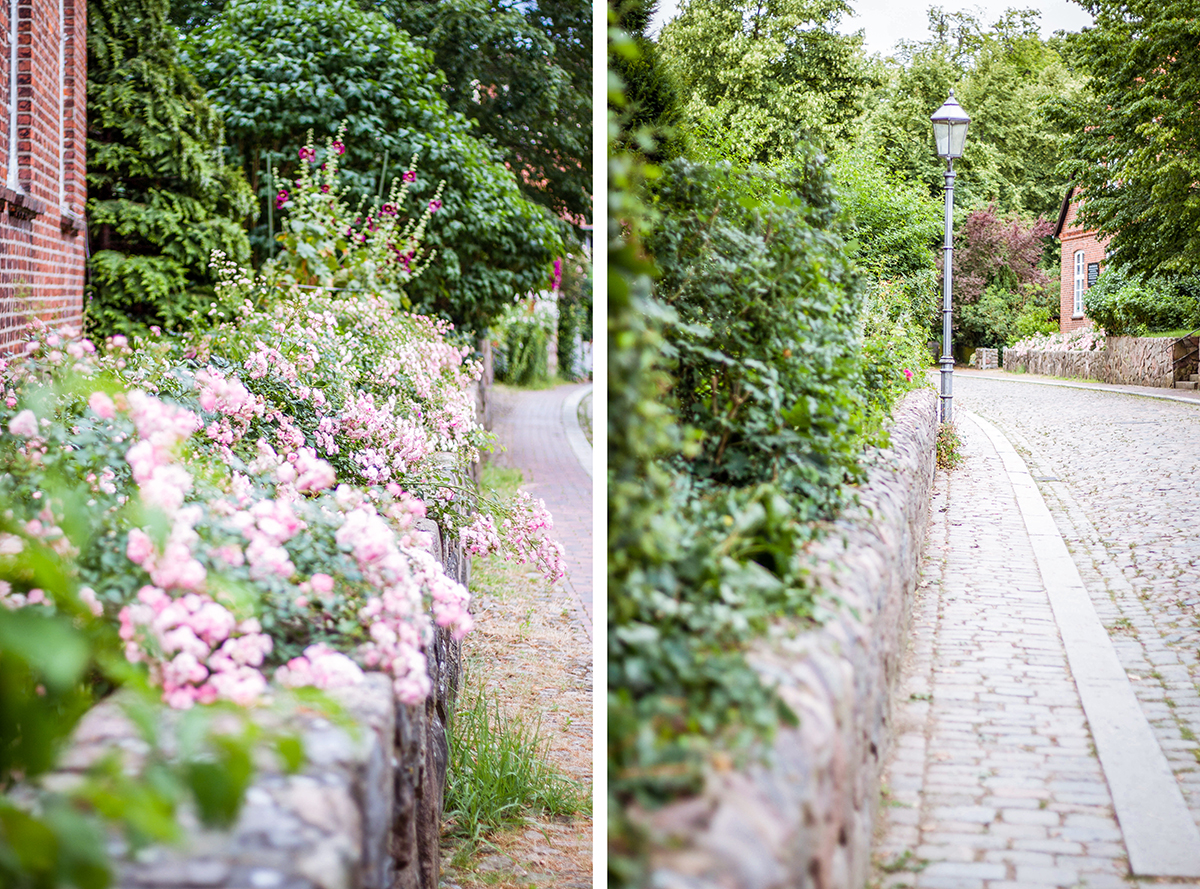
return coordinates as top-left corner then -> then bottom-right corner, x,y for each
276,189 -> 289,209
298,146 -> 316,162
332,141 -> 345,155
428,199 -> 442,213
403,171 -> 416,183
320,184 -> 330,193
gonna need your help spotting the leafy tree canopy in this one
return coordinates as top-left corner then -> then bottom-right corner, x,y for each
1056,0 -> 1200,276
86,0 -> 254,336
860,6 -> 1082,219
608,0 -> 690,164
380,0 -> 592,239
657,0 -> 874,164
182,0 -> 563,332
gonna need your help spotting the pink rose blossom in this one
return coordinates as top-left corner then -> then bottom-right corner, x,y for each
8,409 -> 38,438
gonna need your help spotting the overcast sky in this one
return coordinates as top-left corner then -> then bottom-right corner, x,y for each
649,1 -> 1094,57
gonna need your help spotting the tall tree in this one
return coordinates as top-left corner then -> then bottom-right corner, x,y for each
1056,0 -> 1200,276
609,0 -> 690,163
381,0 -> 592,240
657,0 -> 873,163
86,0 -> 254,335
862,7 -> 1081,219
183,0 -> 563,332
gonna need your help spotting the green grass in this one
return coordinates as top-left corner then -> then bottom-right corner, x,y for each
481,462 -> 523,499
1144,328 -> 1200,339
442,682 -> 590,841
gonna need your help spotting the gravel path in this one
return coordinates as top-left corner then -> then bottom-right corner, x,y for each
873,372 -> 1200,888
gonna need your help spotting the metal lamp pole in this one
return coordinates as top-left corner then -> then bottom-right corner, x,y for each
940,159 -> 956,424
931,91 -> 970,425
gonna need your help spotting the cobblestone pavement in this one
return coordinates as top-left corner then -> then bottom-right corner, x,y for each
873,373 -> 1200,888
488,383 -> 594,640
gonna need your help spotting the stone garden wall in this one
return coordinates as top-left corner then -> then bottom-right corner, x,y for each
1002,336 -> 1177,387
51,520 -> 466,889
636,387 -> 938,889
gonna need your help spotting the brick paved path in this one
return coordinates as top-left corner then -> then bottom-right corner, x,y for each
874,374 -> 1200,888
489,383 -> 593,640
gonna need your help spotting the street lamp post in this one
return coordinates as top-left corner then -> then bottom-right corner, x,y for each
931,90 -> 970,425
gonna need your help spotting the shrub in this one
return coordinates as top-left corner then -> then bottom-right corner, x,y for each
86,0 -> 254,337
1084,267 -> 1200,336
647,157 -> 866,508
493,300 -> 556,387
859,279 -> 932,420
185,0 -> 564,333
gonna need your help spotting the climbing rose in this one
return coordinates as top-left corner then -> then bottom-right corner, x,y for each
8,410 -> 37,438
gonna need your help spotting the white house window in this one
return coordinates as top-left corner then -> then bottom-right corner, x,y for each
7,0 -> 16,189
58,0 -> 65,207
1073,250 -> 1086,317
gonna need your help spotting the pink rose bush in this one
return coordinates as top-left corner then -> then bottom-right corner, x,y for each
0,316 -> 559,712
1007,326 -> 1106,356
0,134 -> 564,714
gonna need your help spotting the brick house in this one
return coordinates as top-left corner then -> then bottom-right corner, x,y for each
0,0 -> 87,350
1053,185 -> 1107,334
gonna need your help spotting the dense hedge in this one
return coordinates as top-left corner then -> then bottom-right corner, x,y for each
648,158 -> 866,508
1085,267 -> 1200,336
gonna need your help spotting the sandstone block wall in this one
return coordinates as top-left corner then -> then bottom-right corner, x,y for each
637,388 -> 938,889
1003,336 -> 1179,388
51,521 -> 466,889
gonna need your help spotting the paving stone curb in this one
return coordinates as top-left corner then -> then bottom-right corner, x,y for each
639,388 -> 938,889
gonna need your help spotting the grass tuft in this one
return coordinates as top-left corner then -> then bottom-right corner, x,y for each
443,680 -> 589,841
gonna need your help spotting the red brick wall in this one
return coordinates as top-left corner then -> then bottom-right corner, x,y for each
1058,199 -> 1107,334
0,0 -> 87,351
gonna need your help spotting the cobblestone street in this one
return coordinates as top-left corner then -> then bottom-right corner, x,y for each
873,372 -> 1200,888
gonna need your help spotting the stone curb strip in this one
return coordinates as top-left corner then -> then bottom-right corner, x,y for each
966,410 -> 1200,877
561,383 -> 592,478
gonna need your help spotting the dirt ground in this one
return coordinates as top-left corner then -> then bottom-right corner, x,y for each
439,543 -> 594,889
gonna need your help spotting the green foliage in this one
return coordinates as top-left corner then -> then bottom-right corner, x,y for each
0,490 -> 292,889
381,0 -> 592,237
609,0 -> 690,163
493,302 -> 555,387
833,148 -> 941,293
86,0 -> 254,337
658,0 -> 873,163
859,281 -> 933,418
1011,301 -> 1059,342
1083,267 -> 1200,336
860,7 -> 1082,219
935,421 -> 964,471
443,682 -> 588,841
1056,1 -> 1200,276
957,284 -> 1019,348
648,158 -> 866,502
183,0 -> 562,332
265,130 -> 441,307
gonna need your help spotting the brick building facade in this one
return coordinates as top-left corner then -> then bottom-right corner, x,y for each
1053,185 -> 1107,334
0,0 -> 87,350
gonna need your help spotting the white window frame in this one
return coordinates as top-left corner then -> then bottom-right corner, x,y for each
7,0 -> 17,189
1073,250 -> 1086,317
58,0 -> 65,208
